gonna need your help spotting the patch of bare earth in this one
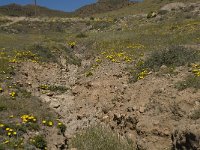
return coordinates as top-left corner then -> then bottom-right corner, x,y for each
14,49 -> 200,149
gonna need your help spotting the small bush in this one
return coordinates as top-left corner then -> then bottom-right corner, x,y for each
176,75 -> 200,90
48,85 -> 69,93
66,53 -> 82,66
85,71 -> 93,77
76,33 -> 87,38
29,44 -> 57,63
69,126 -> 134,150
32,135 -> 47,149
144,46 -> 200,71
190,109 -> 200,120
0,105 -> 7,111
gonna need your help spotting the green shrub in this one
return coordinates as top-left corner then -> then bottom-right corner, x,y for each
29,44 -> 57,63
85,71 -> 93,77
176,75 -> 200,90
32,135 -> 47,149
144,46 -> 200,71
48,85 -> 69,93
69,126 -> 134,150
0,105 -> 7,111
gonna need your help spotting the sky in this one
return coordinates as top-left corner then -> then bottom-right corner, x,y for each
0,0 -> 142,12
0,0 -> 98,12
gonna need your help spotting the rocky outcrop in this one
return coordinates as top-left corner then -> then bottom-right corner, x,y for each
171,125 -> 200,150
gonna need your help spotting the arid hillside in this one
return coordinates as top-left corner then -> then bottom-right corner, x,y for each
0,0 -> 200,150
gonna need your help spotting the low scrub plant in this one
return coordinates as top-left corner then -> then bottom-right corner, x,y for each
69,126 -> 134,150
144,46 -> 200,71
176,75 -> 200,90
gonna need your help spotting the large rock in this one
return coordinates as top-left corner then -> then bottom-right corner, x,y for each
160,3 -> 186,12
171,125 -> 200,150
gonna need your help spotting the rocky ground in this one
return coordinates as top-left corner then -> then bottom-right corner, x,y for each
12,43 -> 200,149
0,1 -> 200,150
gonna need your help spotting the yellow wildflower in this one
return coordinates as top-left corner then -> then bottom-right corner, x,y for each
9,115 -> 14,118
10,91 -> 17,98
58,122 -> 62,126
48,121 -> 53,126
9,129 -> 13,132
0,87 -> 3,92
3,140 -> 9,144
7,132 -> 11,136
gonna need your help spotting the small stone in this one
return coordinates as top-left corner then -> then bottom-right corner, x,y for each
153,120 -> 160,125
127,107 -> 134,112
139,107 -> 145,113
28,82 -> 32,86
102,115 -> 109,123
160,65 -> 167,70
195,101 -> 200,106
47,93 -> 54,97
77,114 -> 86,120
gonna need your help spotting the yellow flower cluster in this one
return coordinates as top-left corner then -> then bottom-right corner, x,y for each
42,120 -> 53,127
3,140 -> 9,144
137,69 -> 149,80
9,91 -> 17,98
21,115 -> 37,123
68,41 -> 76,48
58,122 -> 63,126
9,50 -> 39,63
131,59 -> 149,81
40,84 -> 49,90
0,123 -> 5,127
191,63 -> 200,77
102,50 -> 132,63
95,58 -> 102,63
5,127 -> 17,136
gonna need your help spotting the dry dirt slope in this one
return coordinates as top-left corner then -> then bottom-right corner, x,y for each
0,1 -> 200,150
14,43 -> 200,150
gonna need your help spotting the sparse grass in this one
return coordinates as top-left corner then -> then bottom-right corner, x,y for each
66,53 -> 82,66
0,58 -> 12,74
28,43 -> 57,63
48,85 -> 69,93
76,33 -> 88,38
176,75 -> 200,90
69,126 -> 134,150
